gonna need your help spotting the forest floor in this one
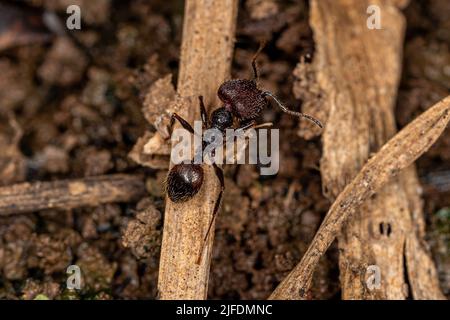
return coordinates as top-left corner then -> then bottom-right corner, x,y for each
0,0 -> 448,299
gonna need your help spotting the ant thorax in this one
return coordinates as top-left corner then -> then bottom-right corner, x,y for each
170,121 -> 280,176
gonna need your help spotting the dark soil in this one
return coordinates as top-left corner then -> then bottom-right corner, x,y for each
0,0 -> 448,299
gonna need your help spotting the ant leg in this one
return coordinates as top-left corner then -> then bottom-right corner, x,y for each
198,96 -> 208,128
236,120 -> 256,131
219,122 -> 273,172
219,120 -> 256,149
262,91 -> 323,128
250,122 -> 273,130
221,121 -> 273,151
251,40 -> 267,83
236,121 -> 273,132
211,163 -> 225,212
170,113 -> 195,135
196,163 -> 224,265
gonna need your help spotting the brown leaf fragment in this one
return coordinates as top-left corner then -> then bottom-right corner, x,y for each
131,93 -> 194,169
143,132 -> 171,156
142,74 -> 177,138
128,131 -> 169,170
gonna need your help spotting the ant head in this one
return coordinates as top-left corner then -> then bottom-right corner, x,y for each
210,107 -> 233,132
166,164 -> 204,203
217,79 -> 267,121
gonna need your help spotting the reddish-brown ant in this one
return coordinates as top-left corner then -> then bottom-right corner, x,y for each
166,43 -> 322,264
167,96 -> 259,263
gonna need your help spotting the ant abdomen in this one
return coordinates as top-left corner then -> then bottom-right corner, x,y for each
166,164 -> 204,203
218,79 -> 267,121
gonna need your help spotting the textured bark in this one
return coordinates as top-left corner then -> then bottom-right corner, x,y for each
157,0 -> 238,300
291,0 -> 444,299
0,174 -> 145,215
269,94 -> 450,299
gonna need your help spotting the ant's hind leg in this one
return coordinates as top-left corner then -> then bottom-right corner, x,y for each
198,96 -> 208,128
211,163 -> 225,211
196,163 -> 224,265
170,113 -> 195,135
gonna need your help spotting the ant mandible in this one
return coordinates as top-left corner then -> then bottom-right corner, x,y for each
166,42 -> 322,264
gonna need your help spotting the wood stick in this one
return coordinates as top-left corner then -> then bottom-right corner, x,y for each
269,95 -> 450,299
295,0 -> 443,299
0,174 -> 146,215
157,0 -> 238,300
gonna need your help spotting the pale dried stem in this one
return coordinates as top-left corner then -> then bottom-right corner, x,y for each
157,0 -> 238,300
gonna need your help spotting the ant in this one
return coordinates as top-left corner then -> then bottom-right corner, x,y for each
166,42 -> 322,264
167,96 -> 264,264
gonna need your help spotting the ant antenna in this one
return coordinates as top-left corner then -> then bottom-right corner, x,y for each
263,91 -> 323,128
252,40 -> 267,83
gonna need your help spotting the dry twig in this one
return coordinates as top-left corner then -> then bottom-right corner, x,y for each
0,174 -> 145,215
270,95 -> 450,299
157,0 -> 238,299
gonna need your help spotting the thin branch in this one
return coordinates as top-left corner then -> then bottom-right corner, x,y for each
0,174 -> 145,215
157,0 -> 238,300
300,0 -> 442,299
269,95 -> 450,299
